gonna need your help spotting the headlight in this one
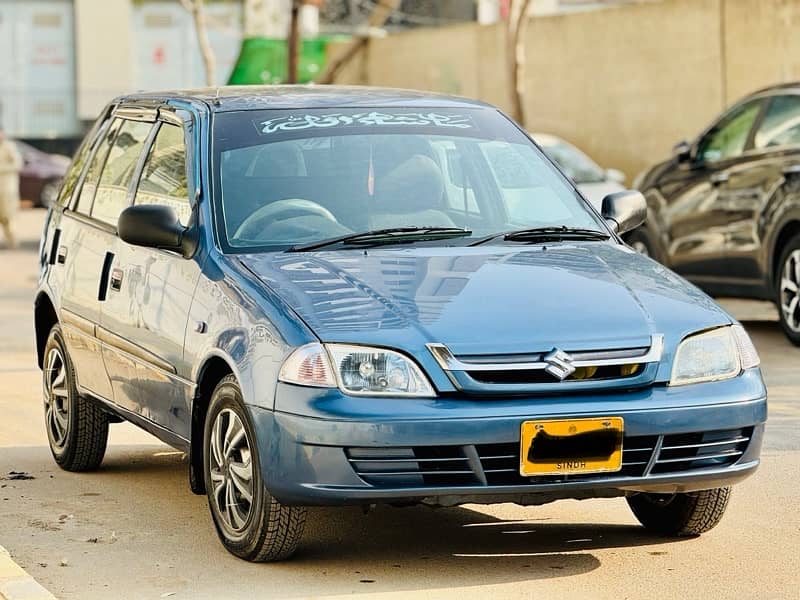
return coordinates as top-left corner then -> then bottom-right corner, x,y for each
278,343 -> 435,397
670,325 -> 759,386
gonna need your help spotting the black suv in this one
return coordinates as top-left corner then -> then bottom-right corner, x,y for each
632,82 -> 800,345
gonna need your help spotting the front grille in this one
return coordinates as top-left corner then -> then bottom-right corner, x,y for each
345,427 -> 752,489
475,435 -> 657,485
467,364 -> 644,385
427,336 -> 663,393
650,428 -> 750,474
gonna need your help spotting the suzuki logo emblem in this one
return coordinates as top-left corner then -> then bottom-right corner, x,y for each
543,348 -> 576,380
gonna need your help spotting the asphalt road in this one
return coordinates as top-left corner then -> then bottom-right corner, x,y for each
1,209 -> 798,600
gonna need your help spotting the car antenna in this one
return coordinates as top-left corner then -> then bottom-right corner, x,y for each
213,87 -> 222,107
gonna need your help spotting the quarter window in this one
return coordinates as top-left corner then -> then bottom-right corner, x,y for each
754,95 -> 800,150
697,100 -> 762,163
91,120 -> 153,226
134,123 -> 191,225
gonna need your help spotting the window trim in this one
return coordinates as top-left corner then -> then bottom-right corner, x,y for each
694,98 -> 765,165
132,119 -> 193,227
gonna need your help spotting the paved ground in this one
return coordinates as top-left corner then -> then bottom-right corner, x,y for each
1,209 -> 798,599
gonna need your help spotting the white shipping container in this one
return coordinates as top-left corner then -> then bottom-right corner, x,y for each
132,0 -> 242,91
0,0 -> 79,138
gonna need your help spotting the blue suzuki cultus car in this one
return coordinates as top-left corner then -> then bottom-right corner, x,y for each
34,87 -> 766,561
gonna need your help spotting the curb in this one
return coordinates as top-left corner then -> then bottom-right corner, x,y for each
0,545 -> 56,600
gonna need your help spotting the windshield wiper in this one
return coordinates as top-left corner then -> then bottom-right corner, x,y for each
468,225 -> 610,247
288,226 -> 473,252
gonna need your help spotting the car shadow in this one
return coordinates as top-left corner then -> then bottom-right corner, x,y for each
70,444 -> 689,596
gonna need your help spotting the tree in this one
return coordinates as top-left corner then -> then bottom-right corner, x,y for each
180,0 -> 217,86
315,0 -> 402,85
507,0 -> 532,126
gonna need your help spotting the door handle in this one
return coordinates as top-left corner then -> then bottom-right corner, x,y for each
710,171 -> 730,186
56,245 -> 68,264
48,228 -> 62,265
98,252 -> 115,302
109,268 -> 124,292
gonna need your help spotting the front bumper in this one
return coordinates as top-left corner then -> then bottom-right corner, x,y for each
249,369 -> 767,506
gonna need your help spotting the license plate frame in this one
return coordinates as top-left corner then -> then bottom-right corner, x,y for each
519,417 -> 624,476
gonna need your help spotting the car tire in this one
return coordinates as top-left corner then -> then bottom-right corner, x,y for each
626,487 -> 731,536
203,374 -> 307,562
624,229 -> 655,258
776,233 -> 800,346
42,325 -> 109,471
38,179 -> 61,208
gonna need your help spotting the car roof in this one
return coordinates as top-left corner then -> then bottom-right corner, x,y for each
114,85 -> 494,113
748,81 -> 800,97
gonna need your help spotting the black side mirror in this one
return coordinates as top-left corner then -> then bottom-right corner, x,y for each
601,190 -> 646,235
673,140 -> 692,163
118,205 -> 196,258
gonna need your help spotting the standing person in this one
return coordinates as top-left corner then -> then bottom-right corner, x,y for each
0,128 -> 22,249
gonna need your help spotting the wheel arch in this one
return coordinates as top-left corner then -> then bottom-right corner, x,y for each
189,352 -> 238,494
770,219 -> 800,292
34,292 -> 59,369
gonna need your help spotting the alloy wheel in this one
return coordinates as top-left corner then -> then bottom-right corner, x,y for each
43,347 -> 70,448
209,409 -> 254,534
780,249 -> 800,333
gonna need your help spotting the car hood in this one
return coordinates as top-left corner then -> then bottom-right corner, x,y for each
239,243 -> 731,358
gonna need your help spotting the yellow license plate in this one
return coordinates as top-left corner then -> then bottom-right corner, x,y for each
520,417 -> 624,476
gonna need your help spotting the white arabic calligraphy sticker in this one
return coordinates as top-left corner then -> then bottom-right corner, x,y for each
256,112 -> 473,135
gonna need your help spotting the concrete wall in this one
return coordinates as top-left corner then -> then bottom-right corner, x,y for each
331,0 -> 800,183
74,0 -> 133,120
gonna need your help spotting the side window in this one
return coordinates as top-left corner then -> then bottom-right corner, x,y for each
75,119 -> 121,215
754,95 -> 800,150
91,120 -> 153,226
57,112 -> 112,209
134,123 -> 191,225
697,100 -> 762,163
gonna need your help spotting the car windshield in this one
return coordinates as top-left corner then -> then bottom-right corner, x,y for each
213,107 -> 606,251
539,139 -> 607,185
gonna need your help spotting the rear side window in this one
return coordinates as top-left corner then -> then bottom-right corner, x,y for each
91,120 -> 153,226
57,111 -> 112,209
754,95 -> 800,150
134,123 -> 191,225
75,119 -> 122,215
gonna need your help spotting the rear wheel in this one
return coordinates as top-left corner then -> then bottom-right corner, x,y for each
627,488 -> 731,536
43,325 -> 109,471
777,233 -> 800,346
204,375 -> 307,561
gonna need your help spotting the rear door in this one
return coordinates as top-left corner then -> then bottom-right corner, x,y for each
55,116 -> 126,399
663,98 -> 764,283
99,108 -> 201,440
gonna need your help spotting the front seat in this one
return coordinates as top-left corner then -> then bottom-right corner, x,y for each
370,154 -> 455,230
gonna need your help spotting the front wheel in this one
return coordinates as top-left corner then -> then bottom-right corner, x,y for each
203,375 -> 307,561
777,233 -> 800,346
626,488 -> 731,536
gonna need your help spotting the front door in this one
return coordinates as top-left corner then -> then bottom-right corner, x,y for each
99,113 -> 201,440
663,98 -> 764,286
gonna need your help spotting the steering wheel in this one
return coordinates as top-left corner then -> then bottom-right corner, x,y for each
234,198 -> 339,240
